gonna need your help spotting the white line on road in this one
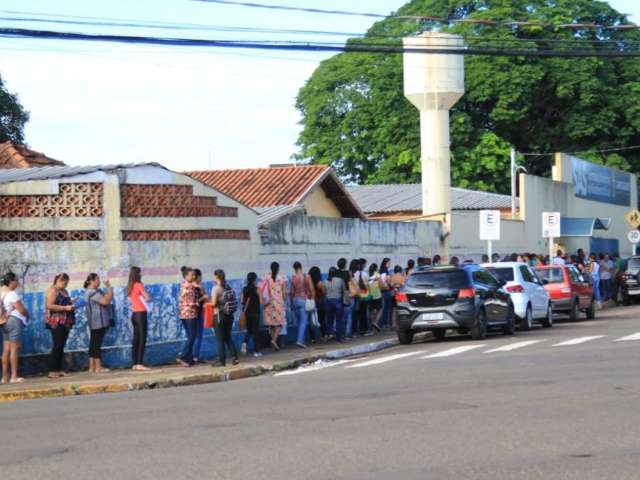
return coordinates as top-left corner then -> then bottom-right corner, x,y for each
345,351 -> 424,369
553,336 -> 606,347
615,332 -> 640,342
275,359 -> 356,376
421,344 -> 487,359
484,340 -> 545,353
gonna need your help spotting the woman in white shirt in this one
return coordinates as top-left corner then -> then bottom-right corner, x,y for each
1,272 -> 29,384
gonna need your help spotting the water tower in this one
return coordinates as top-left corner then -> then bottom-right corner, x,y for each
403,32 -> 465,220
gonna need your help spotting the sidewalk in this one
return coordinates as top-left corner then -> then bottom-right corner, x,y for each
0,333 -> 399,403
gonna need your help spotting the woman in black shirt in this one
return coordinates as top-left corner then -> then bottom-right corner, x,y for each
240,272 -> 262,357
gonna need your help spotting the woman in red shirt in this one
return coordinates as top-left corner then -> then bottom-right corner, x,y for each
127,266 -> 151,371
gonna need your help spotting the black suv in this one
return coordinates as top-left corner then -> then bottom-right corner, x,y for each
395,265 -> 515,344
621,256 -> 640,304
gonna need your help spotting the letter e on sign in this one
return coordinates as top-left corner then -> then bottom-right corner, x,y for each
542,212 -> 561,238
479,210 -> 501,241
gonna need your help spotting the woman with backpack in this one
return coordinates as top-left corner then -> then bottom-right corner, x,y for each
128,266 -> 151,371
46,273 -> 76,379
345,259 -> 360,339
84,273 -> 113,374
325,267 -> 346,342
1,272 -> 29,384
379,258 -> 392,330
177,267 -> 200,367
354,258 -> 371,336
262,262 -> 286,351
192,268 -> 208,364
211,269 -> 239,366
368,263 -> 383,333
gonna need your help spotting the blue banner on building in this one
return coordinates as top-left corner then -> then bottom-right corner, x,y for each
570,155 -> 631,206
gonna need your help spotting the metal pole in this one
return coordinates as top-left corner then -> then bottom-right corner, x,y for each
510,148 -> 517,219
549,237 -> 554,262
488,240 -> 493,263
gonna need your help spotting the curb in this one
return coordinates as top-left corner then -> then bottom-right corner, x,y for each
0,337 -> 398,403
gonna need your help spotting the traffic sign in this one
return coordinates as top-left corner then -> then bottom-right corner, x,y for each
625,209 -> 640,229
479,210 -> 501,241
542,212 -> 561,238
628,230 -> 640,244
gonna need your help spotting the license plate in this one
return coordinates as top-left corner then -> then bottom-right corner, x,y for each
422,312 -> 444,321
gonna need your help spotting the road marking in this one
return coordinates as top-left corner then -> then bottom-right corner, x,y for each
346,351 -> 423,369
553,336 -> 606,347
275,359 -> 356,376
421,344 -> 487,359
484,340 -> 544,353
615,332 -> 640,342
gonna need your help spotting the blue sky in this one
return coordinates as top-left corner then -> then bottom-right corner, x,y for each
1,0 -> 638,171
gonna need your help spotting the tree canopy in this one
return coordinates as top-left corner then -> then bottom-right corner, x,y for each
0,73 -> 29,144
294,0 -> 640,193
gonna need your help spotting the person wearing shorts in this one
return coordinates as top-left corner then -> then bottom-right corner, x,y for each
1,272 -> 29,384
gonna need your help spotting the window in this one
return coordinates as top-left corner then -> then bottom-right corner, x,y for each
487,268 -> 514,283
406,271 -> 470,289
536,268 -> 564,284
568,267 -> 581,284
472,269 -> 499,288
520,266 -> 535,283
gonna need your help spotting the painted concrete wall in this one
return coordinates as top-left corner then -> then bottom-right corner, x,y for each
302,185 -> 342,219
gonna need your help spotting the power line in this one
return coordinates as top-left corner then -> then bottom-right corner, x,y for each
2,28 -> 640,57
192,0 -> 389,18
520,145 -> 640,157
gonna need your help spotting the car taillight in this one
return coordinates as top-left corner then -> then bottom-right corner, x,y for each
561,287 -> 572,294
458,288 -> 476,299
395,292 -> 408,303
506,284 -> 524,293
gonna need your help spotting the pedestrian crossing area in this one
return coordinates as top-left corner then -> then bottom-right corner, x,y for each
274,331 -> 640,377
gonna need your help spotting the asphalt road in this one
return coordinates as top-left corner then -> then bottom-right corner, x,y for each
2,306 -> 640,480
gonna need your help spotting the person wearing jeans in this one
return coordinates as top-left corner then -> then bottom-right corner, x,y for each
211,269 -> 239,366
128,266 -> 151,371
325,267 -> 345,342
45,273 -> 75,379
291,261 -> 314,348
192,269 -> 207,364
379,258 -> 393,329
177,267 -> 200,367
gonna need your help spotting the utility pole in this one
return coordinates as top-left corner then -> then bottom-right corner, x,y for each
510,148 -> 517,219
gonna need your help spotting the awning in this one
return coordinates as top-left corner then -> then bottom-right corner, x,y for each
560,217 -> 611,237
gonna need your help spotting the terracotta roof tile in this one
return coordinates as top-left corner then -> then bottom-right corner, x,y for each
0,142 -> 65,169
186,165 -> 330,208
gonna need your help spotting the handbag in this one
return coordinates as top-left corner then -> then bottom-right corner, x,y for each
239,296 -> 249,330
309,309 -> 320,328
305,298 -> 316,312
203,302 -> 216,329
261,279 -> 271,306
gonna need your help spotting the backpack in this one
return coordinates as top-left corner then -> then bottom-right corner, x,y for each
221,286 -> 238,316
0,291 -> 8,327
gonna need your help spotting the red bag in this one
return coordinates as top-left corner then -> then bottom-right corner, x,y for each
203,303 -> 216,329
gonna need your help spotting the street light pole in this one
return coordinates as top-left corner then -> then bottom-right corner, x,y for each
511,148 -> 517,220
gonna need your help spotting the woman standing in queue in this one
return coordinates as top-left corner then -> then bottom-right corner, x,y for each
192,268 -> 208,364
177,267 -> 199,367
45,273 -> 75,379
84,273 -> 113,374
211,269 -> 239,367
1,272 -> 29,384
262,262 -> 286,351
128,266 -> 151,371
240,272 -> 262,358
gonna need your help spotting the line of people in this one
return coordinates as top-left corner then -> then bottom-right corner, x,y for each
0,256 -> 414,384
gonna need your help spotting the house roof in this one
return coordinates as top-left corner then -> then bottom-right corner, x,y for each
0,142 -> 65,169
0,163 -> 166,184
186,165 -> 364,219
347,184 -> 517,214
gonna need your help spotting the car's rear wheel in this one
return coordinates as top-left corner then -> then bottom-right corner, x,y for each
586,300 -> 596,319
397,327 -> 414,345
520,305 -> 533,331
542,303 -> 553,328
471,309 -> 487,340
503,306 -> 515,335
432,330 -> 446,341
569,299 -> 579,322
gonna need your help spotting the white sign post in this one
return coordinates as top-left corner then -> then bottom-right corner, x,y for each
628,230 -> 640,256
480,210 -> 501,261
542,212 -> 561,260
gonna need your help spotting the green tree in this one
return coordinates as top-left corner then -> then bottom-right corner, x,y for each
0,73 -> 29,144
295,0 -> 640,193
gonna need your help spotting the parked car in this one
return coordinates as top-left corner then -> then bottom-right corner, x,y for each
395,264 -> 515,344
620,256 -> 640,305
535,265 -> 595,321
483,262 -> 553,330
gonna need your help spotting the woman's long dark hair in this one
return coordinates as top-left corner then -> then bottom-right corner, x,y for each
309,266 -> 322,287
348,259 -> 359,275
2,272 -> 16,286
84,273 -> 99,289
328,266 -> 338,281
270,262 -> 279,281
53,273 -> 70,286
369,263 -> 378,277
405,259 -> 415,275
214,269 -> 227,289
380,258 -> 390,275
127,266 -> 142,296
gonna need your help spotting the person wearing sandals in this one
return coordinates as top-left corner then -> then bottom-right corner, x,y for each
240,272 -> 262,358
1,272 -> 29,384
45,273 -> 76,379
127,266 -> 151,371
84,273 -> 113,374
262,262 -> 286,351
